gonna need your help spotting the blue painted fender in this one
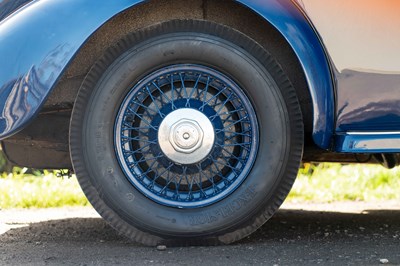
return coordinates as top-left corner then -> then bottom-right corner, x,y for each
0,0 -> 334,149
237,0 -> 335,149
0,0 -> 142,139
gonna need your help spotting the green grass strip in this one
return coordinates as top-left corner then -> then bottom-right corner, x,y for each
287,163 -> 400,202
0,164 -> 399,209
0,170 -> 89,209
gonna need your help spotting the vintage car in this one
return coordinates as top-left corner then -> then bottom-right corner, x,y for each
1,0 -> 399,245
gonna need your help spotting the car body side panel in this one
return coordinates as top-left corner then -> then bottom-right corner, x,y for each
302,0 -> 400,73
302,0 -> 400,152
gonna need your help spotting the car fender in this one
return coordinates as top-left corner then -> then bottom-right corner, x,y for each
236,0 -> 335,149
0,0 -> 334,149
0,0 -> 142,139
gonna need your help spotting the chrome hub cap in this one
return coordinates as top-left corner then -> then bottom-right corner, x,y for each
158,108 -> 214,164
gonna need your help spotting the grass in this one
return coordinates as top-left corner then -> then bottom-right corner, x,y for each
287,163 -> 400,202
0,168 -> 89,209
0,163 -> 399,209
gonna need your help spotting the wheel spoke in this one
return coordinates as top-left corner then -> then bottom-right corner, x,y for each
199,76 -> 212,111
145,85 -> 165,118
186,74 -> 202,107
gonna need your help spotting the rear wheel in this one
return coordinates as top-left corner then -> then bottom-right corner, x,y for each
70,20 -> 303,246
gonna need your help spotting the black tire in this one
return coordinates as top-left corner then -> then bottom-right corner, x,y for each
70,20 -> 303,246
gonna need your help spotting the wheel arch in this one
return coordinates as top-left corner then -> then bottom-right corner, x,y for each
47,0 -> 334,149
0,0 -> 334,150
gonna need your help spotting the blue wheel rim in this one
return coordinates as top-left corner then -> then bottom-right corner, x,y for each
114,64 -> 259,208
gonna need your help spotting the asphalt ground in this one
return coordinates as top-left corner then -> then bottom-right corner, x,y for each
0,202 -> 399,266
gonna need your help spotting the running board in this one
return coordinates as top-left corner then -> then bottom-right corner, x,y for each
335,132 -> 400,153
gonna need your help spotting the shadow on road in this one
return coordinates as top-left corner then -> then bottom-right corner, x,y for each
1,209 -> 399,265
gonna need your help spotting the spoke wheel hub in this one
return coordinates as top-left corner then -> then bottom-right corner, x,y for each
159,108 -> 214,164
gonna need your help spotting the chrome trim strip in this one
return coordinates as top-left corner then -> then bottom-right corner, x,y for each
346,132 -> 400,135
335,133 -> 400,153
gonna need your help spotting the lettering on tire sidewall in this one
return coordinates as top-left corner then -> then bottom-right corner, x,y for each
186,185 -> 258,226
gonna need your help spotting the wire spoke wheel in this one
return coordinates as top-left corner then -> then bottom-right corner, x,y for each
115,65 -> 259,208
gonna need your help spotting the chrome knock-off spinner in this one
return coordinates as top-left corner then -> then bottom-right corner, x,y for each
158,108 -> 215,164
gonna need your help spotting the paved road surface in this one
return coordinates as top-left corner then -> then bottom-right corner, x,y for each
0,202 -> 399,265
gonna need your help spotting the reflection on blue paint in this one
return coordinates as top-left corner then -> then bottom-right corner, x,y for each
336,69 -> 400,132
0,66 -> 44,133
0,0 -> 143,139
0,43 -> 73,133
